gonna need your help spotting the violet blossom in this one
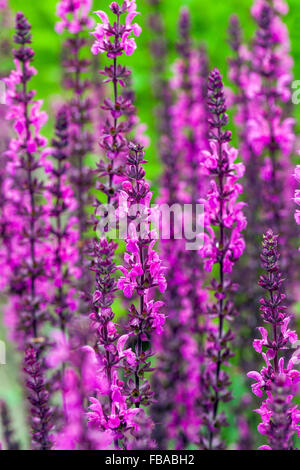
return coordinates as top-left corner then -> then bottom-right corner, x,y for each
117,141 -> 167,411
87,238 -> 139,447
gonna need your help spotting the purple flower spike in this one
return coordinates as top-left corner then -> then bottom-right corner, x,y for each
117,141 -> 167,410
86,2 -> 162,450
199,68 -> 246,450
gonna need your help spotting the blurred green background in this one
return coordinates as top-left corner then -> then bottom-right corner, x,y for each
1,0 -> 300,449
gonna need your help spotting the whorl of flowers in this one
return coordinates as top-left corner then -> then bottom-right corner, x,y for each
199,68 -> 246,450
87,238 -> 141,447
247,230 -> 300,450
91,1 -> 141,57
3,13 -> 50,342
87,1 -> 162,448
88,0 -> 139,394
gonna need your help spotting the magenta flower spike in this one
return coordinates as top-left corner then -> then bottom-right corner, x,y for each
3,13 -> 50,343
247,230 -> 300,450
24,348 -> 53,450
90,1 -> 140,214
55,0 -> 95,278
87,238 -> 134,448
199,68 -> 247,449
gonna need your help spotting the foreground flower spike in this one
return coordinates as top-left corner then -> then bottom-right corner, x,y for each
45,107 -> 80,333
55,0 -> 94,281
0,401 -> 20,450
4,13 -> 50,342
88,1 -> 159,448
248,231 -> 300,450
117,141 -> 167,409
199,68 -> 246,450
24,348 -> 53,450
91,1 -> 141,57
